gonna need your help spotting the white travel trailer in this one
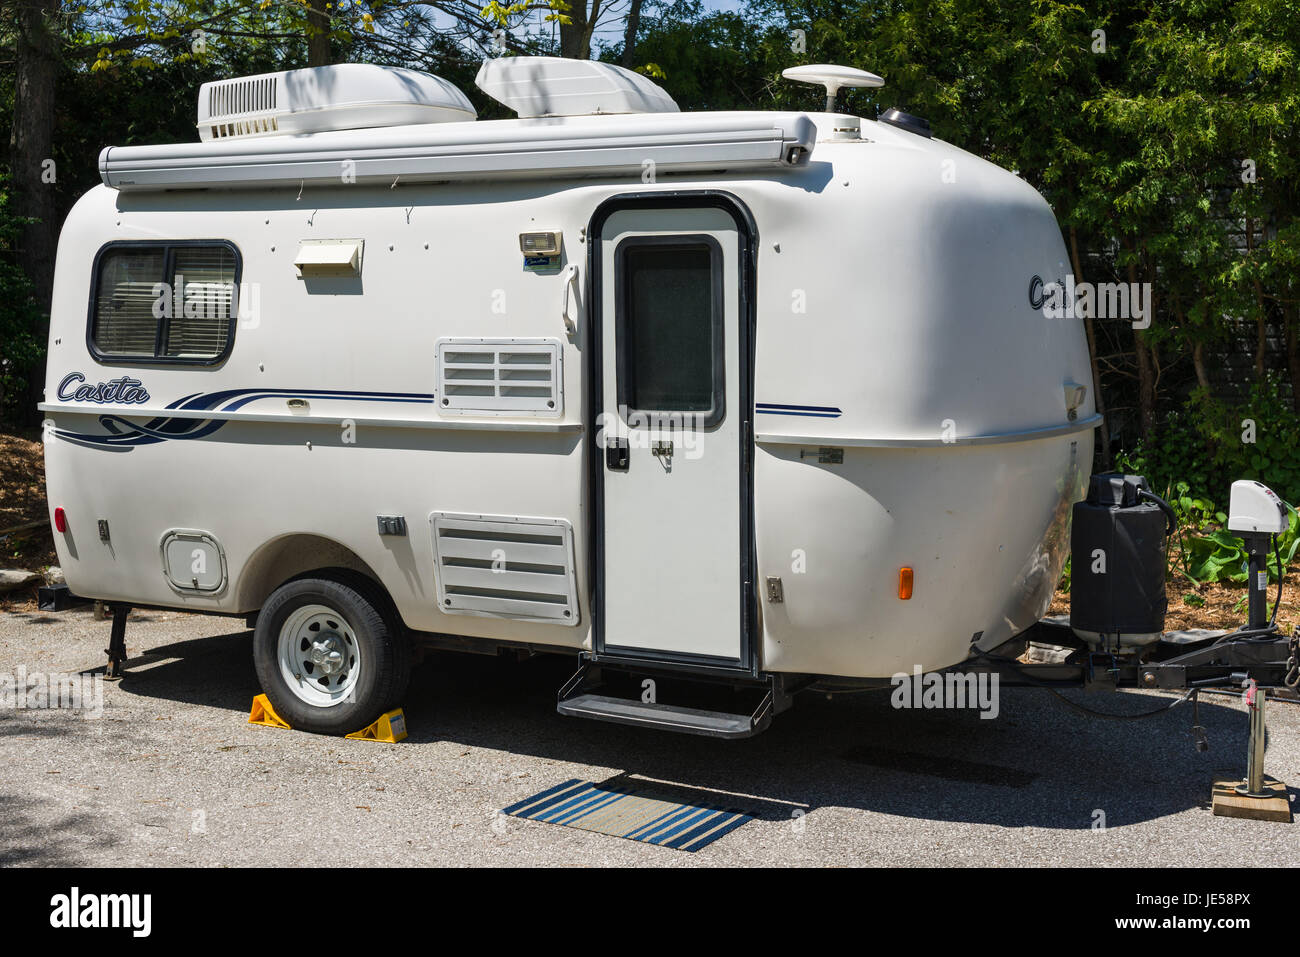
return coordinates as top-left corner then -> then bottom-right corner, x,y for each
43,57 -> 1107,736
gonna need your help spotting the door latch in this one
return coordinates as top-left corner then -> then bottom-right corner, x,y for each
606,437 -> 629,472
651,440 -> 673,471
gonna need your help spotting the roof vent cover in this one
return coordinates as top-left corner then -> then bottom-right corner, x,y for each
198,64 -> 475,142
475,56 -> 679,117
877,107 -> 932,138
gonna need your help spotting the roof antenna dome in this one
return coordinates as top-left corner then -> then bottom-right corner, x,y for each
781,64 -> 884,112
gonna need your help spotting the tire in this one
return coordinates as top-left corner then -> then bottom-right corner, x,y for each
253,570 -> 411,735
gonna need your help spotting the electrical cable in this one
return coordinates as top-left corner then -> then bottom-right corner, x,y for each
1270,532 -> 1282,627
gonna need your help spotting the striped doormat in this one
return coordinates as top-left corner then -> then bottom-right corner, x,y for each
502,778 -> 752,852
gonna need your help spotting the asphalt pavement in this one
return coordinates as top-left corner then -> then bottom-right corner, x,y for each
1,605 -> 1296,866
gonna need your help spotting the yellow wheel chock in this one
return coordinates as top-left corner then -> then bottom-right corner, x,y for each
247,693 -> 408,742
248,693 -> 292,729
345,709 -> 407,743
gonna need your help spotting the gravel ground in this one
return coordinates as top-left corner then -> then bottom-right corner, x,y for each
0,605 -> 1296,867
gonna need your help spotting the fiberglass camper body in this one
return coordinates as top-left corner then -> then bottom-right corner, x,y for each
42,58 -> 1099,735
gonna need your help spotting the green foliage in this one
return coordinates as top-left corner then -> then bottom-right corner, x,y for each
0,179 -> 45,425
605,1 -> 777,110
1174,492 -> 1300,584
1117,376 -> 1300,584
1118,376 -> 1300,509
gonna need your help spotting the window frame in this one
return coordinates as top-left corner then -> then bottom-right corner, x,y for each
613,233 -> 725,430
86,239 -> 242,366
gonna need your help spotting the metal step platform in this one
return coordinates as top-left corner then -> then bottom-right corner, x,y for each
556,661 -> 789,739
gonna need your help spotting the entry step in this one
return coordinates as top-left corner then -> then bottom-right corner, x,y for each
557,692 -> 767,739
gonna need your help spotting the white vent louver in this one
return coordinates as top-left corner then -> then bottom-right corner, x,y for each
475,56 -> 679,117
431,514 -> 579,625
205,76 -> 280,139
436,338 -> 562,416
198,64 -> 475,142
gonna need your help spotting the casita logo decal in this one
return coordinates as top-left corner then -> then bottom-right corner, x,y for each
1028,274 -> 1051,310
57,372 -> 150,405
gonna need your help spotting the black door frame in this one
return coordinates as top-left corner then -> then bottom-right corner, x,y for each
586,190 -> 759,677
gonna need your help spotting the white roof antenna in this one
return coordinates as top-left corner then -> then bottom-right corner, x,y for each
782,64 -> 884,112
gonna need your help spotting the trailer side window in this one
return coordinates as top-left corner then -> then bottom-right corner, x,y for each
89,242 -> 239,364
616,237 -> 724,428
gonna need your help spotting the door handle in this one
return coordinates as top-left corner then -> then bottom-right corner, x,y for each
606,437 -> 629,471
560,263 -> 580,335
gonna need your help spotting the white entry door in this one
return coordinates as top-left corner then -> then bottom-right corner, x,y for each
594,204 -> 748,665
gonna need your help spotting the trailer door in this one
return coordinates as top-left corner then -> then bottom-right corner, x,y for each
591,198 -> 754,669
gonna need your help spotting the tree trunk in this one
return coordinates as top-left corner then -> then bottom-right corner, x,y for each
10,0 -> 60,419
621,0 -> 644,67
1193,340 -> 1211,392
1134,333 -> 1156,437
559,1 -> 598,59
1068,226 -> 1111,467
307,0 -> 331,67
1127,251 -> 1156,438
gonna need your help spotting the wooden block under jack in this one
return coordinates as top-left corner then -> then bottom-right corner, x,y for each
1211,777 -> 1293,822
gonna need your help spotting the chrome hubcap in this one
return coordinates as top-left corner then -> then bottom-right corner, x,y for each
276,604 -> 361,708
310,635 -> 346,675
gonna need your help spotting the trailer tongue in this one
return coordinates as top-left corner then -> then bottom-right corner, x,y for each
554,475 -> 1296,815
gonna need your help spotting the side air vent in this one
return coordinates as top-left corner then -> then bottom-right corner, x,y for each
431,513 -> 579,625
435,337 -> 563,416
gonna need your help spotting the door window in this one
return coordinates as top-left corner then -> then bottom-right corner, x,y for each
614,236 -> 724,428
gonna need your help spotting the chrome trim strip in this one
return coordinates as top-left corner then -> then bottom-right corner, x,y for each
755,413 -> 1102,449
37,402 -> 583,433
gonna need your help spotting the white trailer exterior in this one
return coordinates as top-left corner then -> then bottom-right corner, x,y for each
41,60 -> 1098,735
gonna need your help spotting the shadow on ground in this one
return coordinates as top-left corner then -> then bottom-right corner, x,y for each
0,793 -> 122,866
87,627 -> 1296,832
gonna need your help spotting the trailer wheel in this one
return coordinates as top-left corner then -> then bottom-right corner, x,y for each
253,571 -> 411,735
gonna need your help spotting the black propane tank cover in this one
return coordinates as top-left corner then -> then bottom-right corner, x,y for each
1087,472 -> 1149,507
1070,472 -> 1169,638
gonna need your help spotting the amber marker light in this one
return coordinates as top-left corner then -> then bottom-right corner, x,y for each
898,567 -> 914,600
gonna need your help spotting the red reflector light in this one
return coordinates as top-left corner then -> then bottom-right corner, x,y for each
54,507 -> 67,533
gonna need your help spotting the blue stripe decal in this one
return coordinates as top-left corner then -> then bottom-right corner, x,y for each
756,402 -> 842,418
51,387 -> 436,453
502,779 -> 752,853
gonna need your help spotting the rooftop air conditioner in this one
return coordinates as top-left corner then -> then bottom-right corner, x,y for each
197,64 -> 476,142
